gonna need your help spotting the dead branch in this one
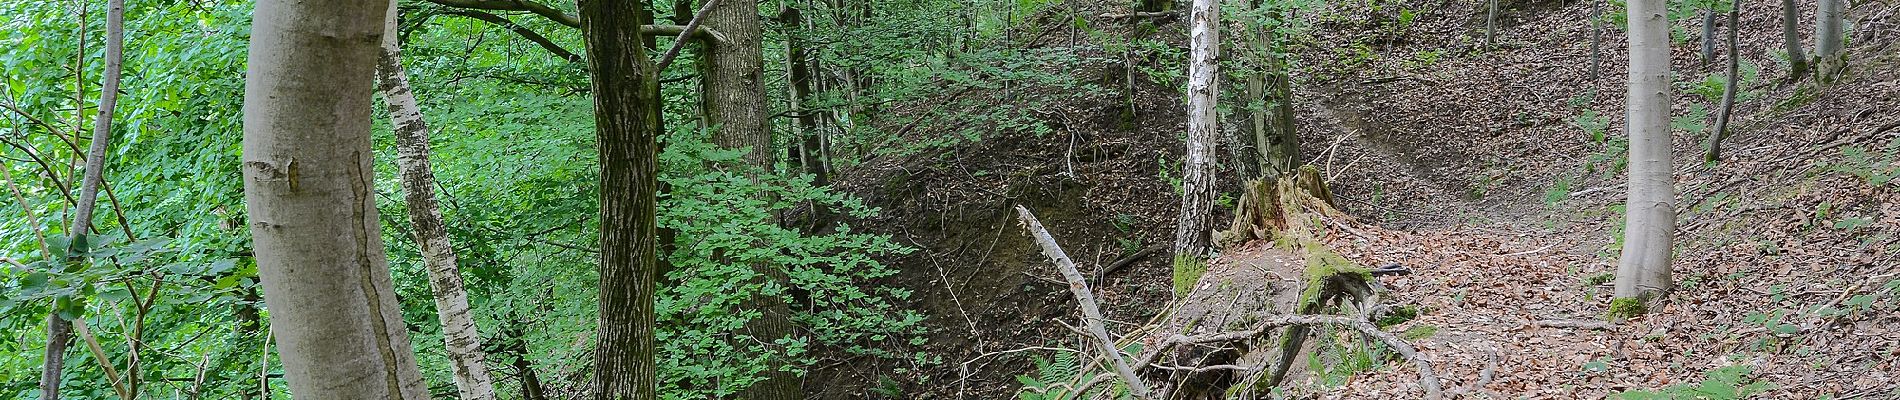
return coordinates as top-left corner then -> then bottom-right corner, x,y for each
1015,205 -> 1153,399
1098,11 -> 1182,19
1097,246 -> 1159,280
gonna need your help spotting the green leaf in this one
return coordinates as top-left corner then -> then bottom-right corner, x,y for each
54,296 -> 84,320
96,286 -> 134,302
20,272 -> 52,296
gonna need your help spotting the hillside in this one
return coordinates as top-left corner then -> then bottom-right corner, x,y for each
817,0 -> 1900,397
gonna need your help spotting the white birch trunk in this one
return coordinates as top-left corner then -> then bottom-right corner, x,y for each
1614,0 -> 1675,303
241,0 -> 432,397
375,2 -> 500,399
1173,0 -> 1221,260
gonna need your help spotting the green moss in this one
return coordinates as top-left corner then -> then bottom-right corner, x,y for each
1606,297 -> 1649,320
1173,254 -> 1208,298
1400,324 -> 1438,340
1297,239 -> 1372,309
1376,305 -> 1421,327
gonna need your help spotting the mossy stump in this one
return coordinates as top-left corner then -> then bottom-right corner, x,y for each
1138,167 -> 1384,399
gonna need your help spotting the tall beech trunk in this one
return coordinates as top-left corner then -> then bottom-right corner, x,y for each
44,0 -> 125,397
698,0 -> 801,397
240,0 -> 432,397
1613,0 -> 1675,309
374,3 -> 499,399
1781,0 -> 1809,80
1706,8 -> 1742,162
1173,0 -> 1220,263
1814,0 -> 1844,81
577,0 -> 662,397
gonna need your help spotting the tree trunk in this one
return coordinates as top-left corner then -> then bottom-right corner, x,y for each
1263,13 -> 1299,179
43,0 -> 126,397
1781,0 -> 1809,80
501,323 -> 549,400
374,3 -> 500,400
1174,0 -> 1220,263
698,0 -> 801,397
1705,8 -> 1742,162
1240,0 -> 1297,181
43,0 -> 126,396
577,0 -> 663,397
1485,0 -> 1499,50
780,6 -> 828,187
39,315 -> 71,400
240,0 -> 433,397
1591,0 -> 1604,81
1700,11 -> 1718,68
1814,0 -> 1844,82
1613,0 -> 1675,310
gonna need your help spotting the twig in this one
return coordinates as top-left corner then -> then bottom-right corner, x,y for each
1015,205 -> 1152,399
1501,242 -> 1558,256
73,319 -> 131,399
653,0 -> 719,71
1531,319 -> 1615,330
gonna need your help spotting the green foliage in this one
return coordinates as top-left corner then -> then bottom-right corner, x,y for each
1015,351 -> 1080,400
1826,140 -> 1900,186
651,131 -> 926,397
1612,364 -> 1776,399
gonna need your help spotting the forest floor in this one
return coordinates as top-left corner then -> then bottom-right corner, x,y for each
815,0 -> 1900,397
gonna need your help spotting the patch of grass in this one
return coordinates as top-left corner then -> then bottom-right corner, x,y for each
1399,324 -> 1438,340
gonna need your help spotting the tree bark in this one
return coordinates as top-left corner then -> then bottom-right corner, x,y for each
697,0 -> 801,397
1173,0 -> 1220,261
780,6 -> 828,187
1781,0 -> 1809,80
1700,11 -> 1718,68
44,0 -> 125,396
375,3 -> 500,400
1705,8 -> 1742,162
577,0 -> 663,397
1814,0 -> 1844,82
1016,206 -> 1153,399
240,0 -> 433,397
1614,0 -> 1676,306
1485,0 -> 1499,50
1263,9 -> 1298,179
1591,0 -> 1604,81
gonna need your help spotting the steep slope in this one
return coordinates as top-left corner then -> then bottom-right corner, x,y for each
809,0 -> 1900,396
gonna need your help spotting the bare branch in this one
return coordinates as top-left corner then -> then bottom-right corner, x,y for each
425,0 -> 579,28
441,9 -> 582,63
1015,205 -> 1153,399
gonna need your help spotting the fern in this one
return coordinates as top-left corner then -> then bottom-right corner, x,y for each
1016,351 -> 1082,400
